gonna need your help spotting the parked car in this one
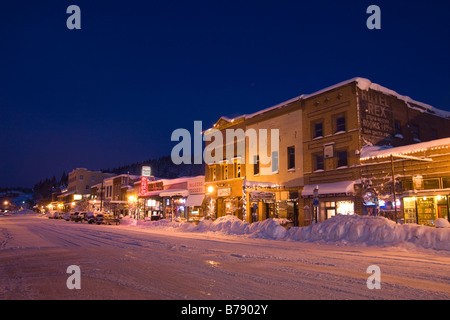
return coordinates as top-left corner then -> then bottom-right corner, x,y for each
47,211 -> 61,219
85,211 -> 96,224
64,212 -> 72,221
95,213 -> 120,225
72,212 -> 87,223
55,211 -> 65,219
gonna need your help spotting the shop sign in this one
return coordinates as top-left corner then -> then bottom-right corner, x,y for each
403,197 -> 417,223
413,175 -> 423,190
250,191 -> 275,201
323,143 -> 334,159
140,176 -> 148,196
362,188 -> 378,206
359,90 -> 393,142
141,166 -> 151,177
217,187 -> 231,197
188,179 -> 205,194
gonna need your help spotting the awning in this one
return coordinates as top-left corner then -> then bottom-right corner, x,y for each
185,194 -> 205,207
301,181 -> 355,197
159,189 -> 189,197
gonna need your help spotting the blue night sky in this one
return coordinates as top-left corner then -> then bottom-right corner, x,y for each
0,0 -> 449,187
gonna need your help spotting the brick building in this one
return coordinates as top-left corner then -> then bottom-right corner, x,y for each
205,77 -> 450,226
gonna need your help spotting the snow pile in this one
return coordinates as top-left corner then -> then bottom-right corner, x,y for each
287,215 -> 450,251
121,214 -> 450,251
435,218 -> 450,229
121,215 -> 287,240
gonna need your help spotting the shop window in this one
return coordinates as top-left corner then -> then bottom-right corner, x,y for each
336,150 -> 348,168
423,178 -> 440,190
287,146 -> 295,170
272,151 -> 279,173
336,201 -> 354,215
314,154 -> 324,171
325,201 -> 336,219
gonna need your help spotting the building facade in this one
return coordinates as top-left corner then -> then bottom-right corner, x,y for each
58,168 -> 114,211
206,77 -> 450,226
135,175 -> 205,222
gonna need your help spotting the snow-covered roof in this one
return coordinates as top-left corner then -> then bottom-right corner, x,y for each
243,180 -> 280,188
206,77 -> 450,132
360,137 -> 450,160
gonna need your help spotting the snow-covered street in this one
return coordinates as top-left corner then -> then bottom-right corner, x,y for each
0,213 -> 449,300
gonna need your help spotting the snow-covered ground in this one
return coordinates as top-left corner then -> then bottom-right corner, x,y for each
0,213 -> 449,300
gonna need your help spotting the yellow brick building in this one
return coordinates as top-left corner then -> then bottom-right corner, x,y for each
205,77 -> 450,226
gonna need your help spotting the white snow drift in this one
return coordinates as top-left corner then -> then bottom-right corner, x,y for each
121,214 -> 450,251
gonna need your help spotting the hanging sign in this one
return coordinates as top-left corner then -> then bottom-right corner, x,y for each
140,177 -> 148,196
142,166 -> 151,177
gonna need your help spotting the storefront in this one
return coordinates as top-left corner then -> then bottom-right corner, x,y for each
160,189 -> 189,221
185,194 -> 205,223
301,181 -> 356,223
402,194 -> 449,227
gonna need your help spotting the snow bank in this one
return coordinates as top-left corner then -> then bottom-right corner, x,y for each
121,215 -> 450,251
121,215 -> 287,240
287,215 -> 450,251
435,218 -> 450,229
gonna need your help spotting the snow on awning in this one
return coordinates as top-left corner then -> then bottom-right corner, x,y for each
159,189 -> 189,197
301,181 -> 355,197
360,137 -> 450,160
185,194 -> 205,207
